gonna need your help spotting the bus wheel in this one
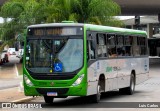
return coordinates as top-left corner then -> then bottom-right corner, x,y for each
44,96 -> 54,104
119,74 -> 135,95
92,83 -> 101,103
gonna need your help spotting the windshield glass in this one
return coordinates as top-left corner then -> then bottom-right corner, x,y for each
25,38 -> 83,73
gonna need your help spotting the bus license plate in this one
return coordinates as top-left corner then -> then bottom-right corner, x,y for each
47,92 -> 57,96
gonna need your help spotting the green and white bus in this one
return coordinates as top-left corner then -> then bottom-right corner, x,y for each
23,22 -> 149,103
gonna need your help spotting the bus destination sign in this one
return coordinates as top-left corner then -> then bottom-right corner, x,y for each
28,27 -> 83,36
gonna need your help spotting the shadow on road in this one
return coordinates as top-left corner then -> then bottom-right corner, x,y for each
40,90 -> 144,108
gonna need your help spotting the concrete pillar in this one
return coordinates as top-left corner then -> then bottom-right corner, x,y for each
147,23 -> 153,38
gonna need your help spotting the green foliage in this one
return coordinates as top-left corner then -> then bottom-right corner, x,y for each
0,39 -> 15,52
0,0 -> 123,42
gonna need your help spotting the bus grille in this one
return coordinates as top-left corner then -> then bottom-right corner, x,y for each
30,74 -> 75,80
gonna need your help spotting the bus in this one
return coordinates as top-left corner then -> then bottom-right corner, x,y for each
148,37 -> 160,57
23,22 -> 149,103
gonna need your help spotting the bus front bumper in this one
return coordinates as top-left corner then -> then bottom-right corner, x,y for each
24,83 -> 87,97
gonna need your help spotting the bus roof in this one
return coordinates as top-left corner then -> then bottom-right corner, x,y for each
28,23 -> 147,36
28,23 -> 84,28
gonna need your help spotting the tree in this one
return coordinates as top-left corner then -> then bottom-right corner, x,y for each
72,0 -> 121,24
0,0 -> 123,42
0,0 -> 45,42
45,0 -> 122,26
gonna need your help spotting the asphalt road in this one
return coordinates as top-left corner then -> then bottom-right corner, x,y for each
0,55 -> 21,90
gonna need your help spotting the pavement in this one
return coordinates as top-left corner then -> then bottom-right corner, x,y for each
0,55 -> 34,102
0,87 -> 33,102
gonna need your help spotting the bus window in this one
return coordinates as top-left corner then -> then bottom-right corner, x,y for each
116,35 -> 124,46
107,34 -> 117,57
137,37 -> 147,55
117,46 -> 125,56
88,41 -> 96,59
116,35 -> 125,57
97,33 -> 107,58
108,34 -> 115,46
123,36 -> 133,56
87,33 -> 96,60
124,36 -> 132,45
132,36 -> 140,56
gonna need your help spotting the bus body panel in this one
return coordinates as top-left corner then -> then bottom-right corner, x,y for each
87,57 -> 149,96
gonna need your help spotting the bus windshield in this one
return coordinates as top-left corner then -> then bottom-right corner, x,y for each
25,38 -> 83,73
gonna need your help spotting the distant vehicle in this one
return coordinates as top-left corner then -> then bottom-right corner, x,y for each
0,50 -> 9,64
8,48 -> 16,55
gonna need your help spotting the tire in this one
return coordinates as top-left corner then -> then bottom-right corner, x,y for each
44,96 -> 54,104
20,58 -> 23,63
92,83 -> 101,103
2,59 -> 6,63
119,74 -> 135,95
0,59 -> 3,65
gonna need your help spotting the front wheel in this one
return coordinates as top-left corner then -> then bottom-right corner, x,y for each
92,84 -> 101,103
119,74 -> 135,95
44,96 -> 54,104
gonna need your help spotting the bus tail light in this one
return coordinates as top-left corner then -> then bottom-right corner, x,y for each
72,74 -> 84,86
24,75 -> 33,86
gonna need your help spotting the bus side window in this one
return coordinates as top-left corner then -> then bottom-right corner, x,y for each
107,34 -> 117,57
116,35 -> 125,57
138,37 -> 147,55
123,36 -> 133,56
87,34 -> 96,60
132,36 -> 140,56
97,33 -> 107,58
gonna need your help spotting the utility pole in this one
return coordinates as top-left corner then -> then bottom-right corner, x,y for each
135,15 -> 140,30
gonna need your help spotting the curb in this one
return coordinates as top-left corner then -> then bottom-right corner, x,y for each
14,64 -> 19,77
11,97 -> 36,103
18,81 -> 24,92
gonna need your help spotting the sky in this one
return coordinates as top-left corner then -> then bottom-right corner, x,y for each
0,17 -> 3,23
0,17 -> 12,23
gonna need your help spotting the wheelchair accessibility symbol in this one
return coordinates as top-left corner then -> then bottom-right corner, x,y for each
54,63 -> 63,72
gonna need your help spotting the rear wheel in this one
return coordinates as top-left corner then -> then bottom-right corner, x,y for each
44,96 -> 54,104
119,74 -> 135,95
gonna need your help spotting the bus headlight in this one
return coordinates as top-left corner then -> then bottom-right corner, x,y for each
72,74 -> 84,86
24,75 -> 33,86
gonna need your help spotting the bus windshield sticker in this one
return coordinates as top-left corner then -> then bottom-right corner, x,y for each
54,63 -> 63,72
